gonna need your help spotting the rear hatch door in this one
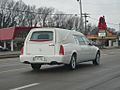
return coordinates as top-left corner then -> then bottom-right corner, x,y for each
26,29 -> 55,55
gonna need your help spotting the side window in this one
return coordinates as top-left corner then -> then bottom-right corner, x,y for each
77,36 -> 86,45
73,35 -> 79,44
82,37 -> 90,45
73,35 -> 86,45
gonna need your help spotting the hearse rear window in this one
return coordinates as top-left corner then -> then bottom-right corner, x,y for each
30,31 -> 53,41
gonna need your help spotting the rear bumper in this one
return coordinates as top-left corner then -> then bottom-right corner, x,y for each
20,55 -> 69,64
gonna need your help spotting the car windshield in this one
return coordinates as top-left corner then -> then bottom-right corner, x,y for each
30,31 -> 53,41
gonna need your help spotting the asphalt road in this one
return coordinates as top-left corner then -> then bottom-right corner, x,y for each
0,49 -> 120,90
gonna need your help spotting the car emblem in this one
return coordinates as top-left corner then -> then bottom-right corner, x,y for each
39,48 -> 42,51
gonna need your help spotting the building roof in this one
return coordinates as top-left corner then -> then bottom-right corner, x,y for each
0,27 -> 34,40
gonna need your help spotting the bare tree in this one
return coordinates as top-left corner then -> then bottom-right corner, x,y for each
65,16 -> 76,30
0,0 -> 17,28
52,11 -> 67,28
37,7 -> 54,27
0,0 -> 84,31
14,0 -> 35,27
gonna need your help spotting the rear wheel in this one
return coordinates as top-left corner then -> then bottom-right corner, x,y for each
31,64 -> 41,71
93,52 -> 100,65
69,55 -> 76,70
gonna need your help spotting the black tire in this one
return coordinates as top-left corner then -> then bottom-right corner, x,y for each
69,55 -> 76,70
93,52 -> 100,65
31,64 -> 41,71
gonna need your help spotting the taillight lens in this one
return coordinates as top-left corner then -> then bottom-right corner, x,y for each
20,47 -> 23,55
59,45 -> 64,55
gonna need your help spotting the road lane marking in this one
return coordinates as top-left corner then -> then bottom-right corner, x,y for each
102,54 -> 108,55
10,83 -> 40,90
0,67 -> 30,74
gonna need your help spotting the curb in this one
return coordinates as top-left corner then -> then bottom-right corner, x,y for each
0,54 -> 20,59
101,46 -> 120,50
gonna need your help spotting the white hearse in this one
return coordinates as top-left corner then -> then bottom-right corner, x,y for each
20,28 -> 100,70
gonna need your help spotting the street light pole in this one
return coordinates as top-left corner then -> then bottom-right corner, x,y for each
77,0 -> 83,32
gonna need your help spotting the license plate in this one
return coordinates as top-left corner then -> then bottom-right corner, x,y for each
33,56 -> 45,61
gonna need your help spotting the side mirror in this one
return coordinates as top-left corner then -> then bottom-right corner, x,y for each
88,42 -> 93,46
88,40 -> 96,46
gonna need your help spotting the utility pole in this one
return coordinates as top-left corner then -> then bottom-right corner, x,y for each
82,13 -> 90,35
77,0 -> 84,33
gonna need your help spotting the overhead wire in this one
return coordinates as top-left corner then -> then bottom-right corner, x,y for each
0,7 -> 119,26
0,7 -> 79,16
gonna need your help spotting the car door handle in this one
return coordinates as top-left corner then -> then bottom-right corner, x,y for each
49,43 -> 55,46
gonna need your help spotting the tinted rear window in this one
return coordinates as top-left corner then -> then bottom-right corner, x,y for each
30,31 -> 53,41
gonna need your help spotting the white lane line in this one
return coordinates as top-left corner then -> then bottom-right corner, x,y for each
10,83 -> 40,90
102,54 -> 108,55
0,67 -> 30,74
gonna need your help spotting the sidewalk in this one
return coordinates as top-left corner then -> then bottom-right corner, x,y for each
0,51 -> 20,59
101,46 -> 120,49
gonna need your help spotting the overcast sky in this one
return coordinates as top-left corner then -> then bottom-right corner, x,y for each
15,0 -> 120,31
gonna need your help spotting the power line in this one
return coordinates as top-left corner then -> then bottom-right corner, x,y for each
1,7 -> 119,26
0,7 -> 79,16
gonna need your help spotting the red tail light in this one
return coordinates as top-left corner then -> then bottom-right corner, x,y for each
20,47 -> 23,55
59,45 -> 64,55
